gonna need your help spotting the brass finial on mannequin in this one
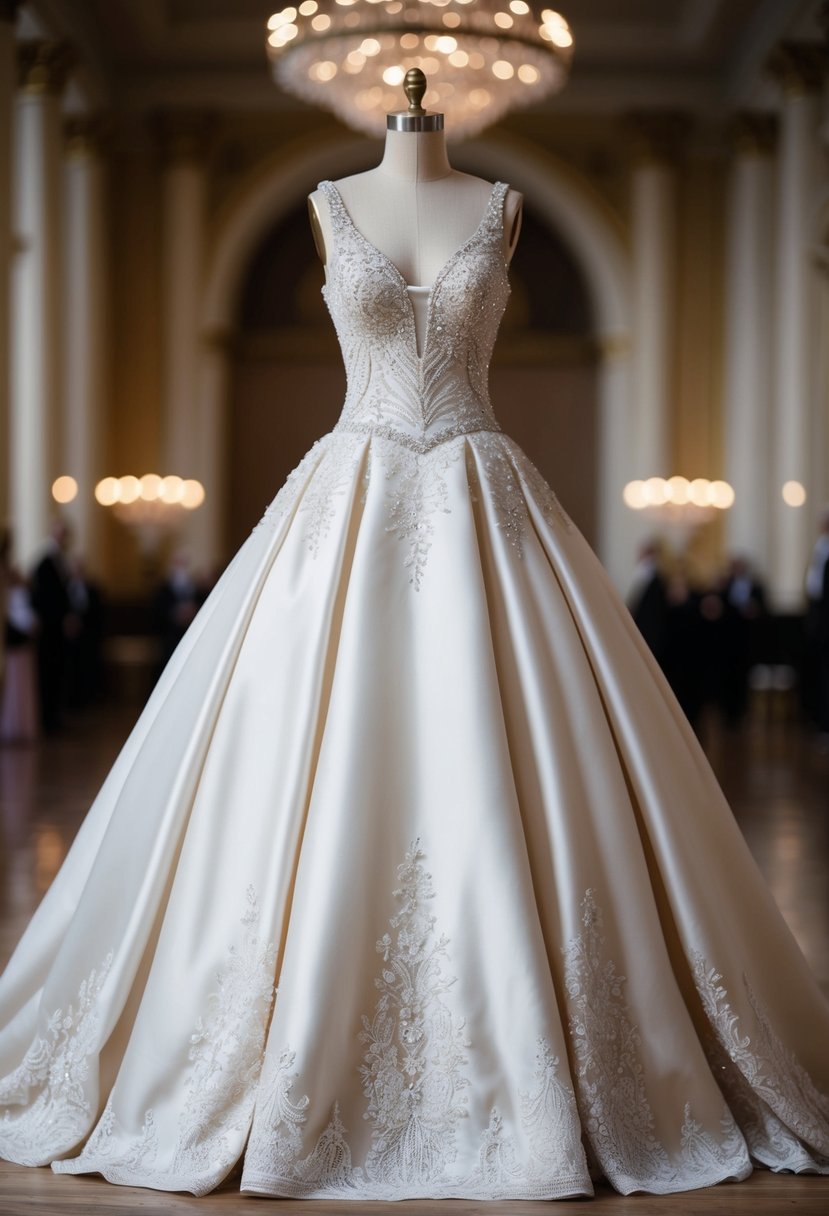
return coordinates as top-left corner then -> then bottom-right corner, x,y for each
387,67 -> 444,132
403,68 -> 427,116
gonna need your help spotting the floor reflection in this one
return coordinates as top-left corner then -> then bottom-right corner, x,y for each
707,719 -> 829,994
0,705 -> 138,971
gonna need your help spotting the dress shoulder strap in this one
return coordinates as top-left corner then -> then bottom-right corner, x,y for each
316,180 -> 350,235
486,181 -> 511,236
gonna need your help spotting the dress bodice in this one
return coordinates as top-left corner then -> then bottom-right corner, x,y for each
317,179 -> 511,454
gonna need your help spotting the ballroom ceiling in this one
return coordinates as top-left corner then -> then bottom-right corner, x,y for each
24,0 -> 823,115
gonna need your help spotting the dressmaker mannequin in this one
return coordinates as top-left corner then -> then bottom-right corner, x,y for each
308,72 -> 522,354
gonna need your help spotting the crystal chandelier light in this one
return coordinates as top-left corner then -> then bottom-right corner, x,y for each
623,476 -> 735,548
265,1 -> 573,139
94,474 -> 205,556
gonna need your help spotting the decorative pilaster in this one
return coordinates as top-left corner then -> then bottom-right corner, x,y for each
596,333 -> 638,590
0,1 -> 21,533
63,115 -> 108,565
153,111 -> 213,488
192,327 -> 233,571
10,40 -> 73,567
722,113 -> 777,570
767,44 -> 824,608
626,112 -> 687,481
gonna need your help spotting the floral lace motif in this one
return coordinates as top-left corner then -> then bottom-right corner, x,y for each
53,886 -> 277,1197
242,843 -> 590,1199
381,441 -> 459,590
562,890 -> 749,1193
691,953 -> 829,1171
252,429 -> 571,589
0,952 -> 113,1166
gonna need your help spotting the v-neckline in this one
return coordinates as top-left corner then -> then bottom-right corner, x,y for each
323,179 -> 503,368
325,179 -> 502,295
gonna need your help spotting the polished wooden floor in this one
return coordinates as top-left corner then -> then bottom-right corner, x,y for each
1,1161 -> 828,1215
1,700 -> 828,1213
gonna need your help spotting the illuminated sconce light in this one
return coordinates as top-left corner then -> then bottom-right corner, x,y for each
781,480 -> 806,507
51,475 -> 78,504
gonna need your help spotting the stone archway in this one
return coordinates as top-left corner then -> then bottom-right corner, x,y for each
200,128 -> 635,583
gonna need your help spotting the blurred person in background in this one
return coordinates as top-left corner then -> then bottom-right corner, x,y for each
627,538 -> 670,671
0,527 -> 9,694
30,519 -> 77,734
0,562 -> 40,745
662,568 -> 706,735
65,556 -> 105,710
715,556 -> 768,728
805,508 -> 829,741
153,551 -> 204,676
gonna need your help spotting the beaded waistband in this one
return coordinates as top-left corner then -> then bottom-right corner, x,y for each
334,420 -> 503,455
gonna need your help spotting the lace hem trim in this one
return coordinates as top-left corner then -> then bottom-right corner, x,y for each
239,1172 -> 593,1201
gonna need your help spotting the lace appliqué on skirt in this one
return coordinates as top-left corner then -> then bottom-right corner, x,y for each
692,953 -> 829,1172
562,890 -> 750,1193
251,429 -> 571,591
52,886 -> 277,1197
0,952 -> 113,1165
242,842 -> 590,1200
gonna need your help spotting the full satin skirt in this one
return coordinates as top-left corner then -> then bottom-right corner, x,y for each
1,429 -> 828,1200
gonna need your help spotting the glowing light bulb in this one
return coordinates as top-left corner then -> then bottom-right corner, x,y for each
51,475 -> 78,504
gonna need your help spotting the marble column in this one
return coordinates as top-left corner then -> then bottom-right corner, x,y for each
0,2 -> 21,534
597,334 -> 638,590
627,113 -> 685,480
814,247 -> 829,520
767,43 -> 823,609
192,327 -> 233,572
722,114 -> 776,571
10,41 -> 73,568
815,14 -> 829,525
63,115 -> 107,566
156,112 -> 212,483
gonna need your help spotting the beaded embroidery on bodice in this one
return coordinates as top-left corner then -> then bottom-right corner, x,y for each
318,179 -> 510,454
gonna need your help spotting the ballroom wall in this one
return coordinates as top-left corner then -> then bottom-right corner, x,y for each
1,1 -> 827,606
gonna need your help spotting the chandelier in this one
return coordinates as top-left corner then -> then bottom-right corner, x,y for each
94,474 -> 205,556
265,1 -> 574,139
623,476 -> 735,549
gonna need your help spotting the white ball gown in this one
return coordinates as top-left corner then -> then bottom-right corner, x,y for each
1,178 -> 828,1202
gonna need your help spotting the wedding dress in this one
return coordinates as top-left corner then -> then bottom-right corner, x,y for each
1,177 -> 828,1202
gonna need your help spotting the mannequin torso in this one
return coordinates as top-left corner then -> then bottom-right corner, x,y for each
308,128 -> 523,286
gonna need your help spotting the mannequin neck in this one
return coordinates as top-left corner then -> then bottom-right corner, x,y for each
378,127 -> 452,182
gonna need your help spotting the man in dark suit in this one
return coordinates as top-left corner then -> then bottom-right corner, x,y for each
152,551 -> 204,681
806,509 -> 829,739
30,520 -> 77,732
717,555 -> 767,727
627,540 -> 670,669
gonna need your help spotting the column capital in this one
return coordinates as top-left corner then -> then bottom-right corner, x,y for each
625,111 -> 692,166
0,1 -> 22,24
17,40 -> 74,95
767,42 -> 825,97
730,112 -> 778,156
150,109 -> 215,166
64,113 -> 111,158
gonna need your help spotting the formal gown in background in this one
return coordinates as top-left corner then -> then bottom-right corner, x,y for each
1,179 -> 828,1201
